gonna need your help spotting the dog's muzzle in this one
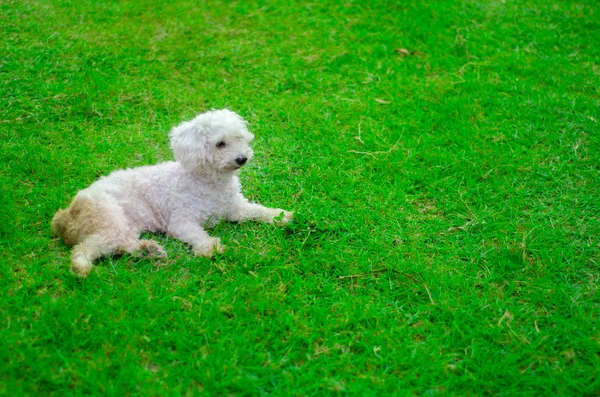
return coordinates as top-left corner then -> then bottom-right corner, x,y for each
235,156 -> 248,166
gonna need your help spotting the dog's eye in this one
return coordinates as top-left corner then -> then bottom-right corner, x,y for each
216,141 -> 226,148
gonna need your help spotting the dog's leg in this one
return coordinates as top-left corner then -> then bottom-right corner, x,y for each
228,200 -> 293,225
71,234 -> 120,277
70,233 -> 167,277
167,220 -> 224,257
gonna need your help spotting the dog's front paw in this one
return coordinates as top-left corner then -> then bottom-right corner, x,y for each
193,238 -> 225,257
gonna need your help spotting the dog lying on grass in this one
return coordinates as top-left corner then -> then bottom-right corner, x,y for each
52,109 -> 293,277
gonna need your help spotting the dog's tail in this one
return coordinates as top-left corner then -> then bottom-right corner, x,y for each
51,208 -> 70,240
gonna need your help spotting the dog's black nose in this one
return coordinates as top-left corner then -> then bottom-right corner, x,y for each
235,156 -> 248,166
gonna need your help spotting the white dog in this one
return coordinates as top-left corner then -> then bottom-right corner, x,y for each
52,109 -> 293,277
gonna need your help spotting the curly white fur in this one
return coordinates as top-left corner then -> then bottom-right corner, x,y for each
52,109 -> 293,277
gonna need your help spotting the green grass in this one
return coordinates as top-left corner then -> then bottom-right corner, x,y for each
1,0 -> 599,395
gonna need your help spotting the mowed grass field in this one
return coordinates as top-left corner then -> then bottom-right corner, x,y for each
1,0 -> 599,395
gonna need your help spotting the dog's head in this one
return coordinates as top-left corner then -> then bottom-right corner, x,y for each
170,109 -> 255,174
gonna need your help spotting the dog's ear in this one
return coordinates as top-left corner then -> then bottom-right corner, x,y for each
169,120 -> 209,171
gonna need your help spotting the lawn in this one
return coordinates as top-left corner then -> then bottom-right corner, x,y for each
1,0 -> 599,395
